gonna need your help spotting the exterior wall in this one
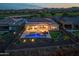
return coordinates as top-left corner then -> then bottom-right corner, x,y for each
0,25 -> 9,31
63,23 -> 73,29
5,44 -> 77,56
63,23 -> 79,32
5,46 -> 58,56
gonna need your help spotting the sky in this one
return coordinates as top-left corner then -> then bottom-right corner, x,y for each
33,3 -> 79,8
0,3 -> 79,9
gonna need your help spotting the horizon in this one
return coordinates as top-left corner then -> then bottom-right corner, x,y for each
0,3 -> 79,10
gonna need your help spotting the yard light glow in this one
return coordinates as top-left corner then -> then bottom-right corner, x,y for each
31,39 -> 35,42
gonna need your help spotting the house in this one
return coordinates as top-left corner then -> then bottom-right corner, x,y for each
0,17 -> 25,32
60,16 -> 79,32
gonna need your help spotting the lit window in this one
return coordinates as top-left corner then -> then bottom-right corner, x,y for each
52,26 -> 57,30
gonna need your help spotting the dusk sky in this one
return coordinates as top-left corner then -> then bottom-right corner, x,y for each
34,3 -> 79,8
0,3 -> 79,9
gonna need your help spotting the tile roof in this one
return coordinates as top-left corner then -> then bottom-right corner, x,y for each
25,18 -> 57,24
0,18 -> 25,26
61,16 -> 79,24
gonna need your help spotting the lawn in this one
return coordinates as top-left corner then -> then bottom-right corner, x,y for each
49,31 -> 61,41
0,12 -> 79,19
73,31 -> 79,37
63,35 -> 71,40
0,32 -> 10,43
54,13 -> 63,16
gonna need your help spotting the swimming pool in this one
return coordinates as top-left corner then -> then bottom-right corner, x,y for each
25,33 -> 45,38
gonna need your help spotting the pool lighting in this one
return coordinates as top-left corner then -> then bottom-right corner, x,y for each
23,39 -> 26,43
31,39 -> 35,42
13,32 -> 16,35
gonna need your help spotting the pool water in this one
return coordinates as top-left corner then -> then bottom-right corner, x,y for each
26,33 -> 44,38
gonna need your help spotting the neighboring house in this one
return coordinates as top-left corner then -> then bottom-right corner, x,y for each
0,17 -> 25,44
60,16 -> 79,32
0,17 -> 25,32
